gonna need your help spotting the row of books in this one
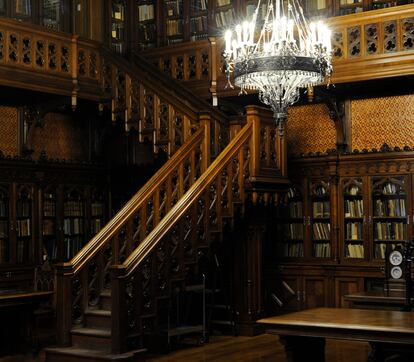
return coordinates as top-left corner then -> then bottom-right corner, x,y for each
43,240 -> 58,260
246,3 -> 267,20
374,222 -> 406,241
0,220 -> 8,238
16,219 -> 31,237
64,236 -> 84,260
288,201 -> 303,218
112,6 -> 124,21
381,182 -> 400,195
139,23 -> 157,44
345,222 -> 363,240
344,199 -> 363,218
16,200 -> 31,218
0,201 -> 7,218
286,223 -> 304,240
91,219 -> 103,234
138,4 -> 155,21
91,203 -> 104,217
340,0 -> 361,5
166,19 -> 183,36
345,243 -> 364,258
313,201 -> 330,218
215,8 -> 234,28
64,201 -> 84,217
313,243 -> 331,258
313,222 -> 330,240
166,0 -> 183,17
375,243 -> 401,259
374,198 -> 406,217
190,15 -> 208,33
43,219 -> 55,236
216,0 -> 231,6
191,0 -> 207,11
0,240 -> 8,263
314,186 -> 328,197
63,218 -> 84,235
112,23 -> 125,40
282,243 -> 304,258
43,200 -> 56,217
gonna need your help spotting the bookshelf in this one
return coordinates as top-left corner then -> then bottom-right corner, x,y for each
165,0 -> 184,44
0,185 -> 10,264
311,181 -> 331,258
41,188 -> 57,261
372,177 -> 408,260
336,0 -> 364,15
342,180 -> 365,260
137,0 -> 157,49
63,187 -> 85,261
15,185 -> 33,264
111,0 -> 127,54
190,0 -> 208,41
282,187 -> 304,258
41,0 -> 61,30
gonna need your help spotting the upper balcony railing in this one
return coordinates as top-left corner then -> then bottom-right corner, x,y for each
141,4 -> 414,99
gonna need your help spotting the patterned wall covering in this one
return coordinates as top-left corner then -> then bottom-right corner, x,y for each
31,112 -> 88,160
0,106 -> 18,156
351,95 -> 414,150
286,103 -> 336,156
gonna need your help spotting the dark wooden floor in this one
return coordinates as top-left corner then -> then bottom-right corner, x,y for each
0,334 -> 370,362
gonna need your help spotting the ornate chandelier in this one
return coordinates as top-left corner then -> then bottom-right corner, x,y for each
223,0 -> 332,128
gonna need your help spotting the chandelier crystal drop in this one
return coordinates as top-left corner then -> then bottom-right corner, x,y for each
223,0 -> 333,128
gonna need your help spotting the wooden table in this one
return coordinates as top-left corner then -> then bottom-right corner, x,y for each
258,308 -> 414,362
344,290 -> 408,310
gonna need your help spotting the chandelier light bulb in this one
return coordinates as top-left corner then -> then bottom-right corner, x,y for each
223,0 -> 334,128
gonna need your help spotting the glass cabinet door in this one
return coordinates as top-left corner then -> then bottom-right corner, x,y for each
371,176 -> 408,260
310,180 -> 331,258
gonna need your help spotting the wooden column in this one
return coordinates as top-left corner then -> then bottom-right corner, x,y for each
56,265 -> 73,346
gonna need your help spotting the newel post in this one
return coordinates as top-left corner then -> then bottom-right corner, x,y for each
111,266 -> 128,354
208,37 -> 218,106
198,112 -> 211,173
56,264 -> 73,346
245,106 -> 261,181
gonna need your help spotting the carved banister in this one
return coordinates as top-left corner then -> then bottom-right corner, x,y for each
55,125 -> 210,346
110,118 -> 254,353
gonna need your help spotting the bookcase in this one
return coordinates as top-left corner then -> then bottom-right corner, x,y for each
190,0 -> 208,41
371,176 -> 408,260
111,0 -> 127,54
165,0 -> 184,44
137,0 -> 158,49
310,180 -> 331,258
341,178 -> 365,260
281,187 -> 305,258
89,188 -> 105,238
0,184 -> 10,264
41,186 -> 57,261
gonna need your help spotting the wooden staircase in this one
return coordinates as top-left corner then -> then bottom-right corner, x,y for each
45,44 -> 288,361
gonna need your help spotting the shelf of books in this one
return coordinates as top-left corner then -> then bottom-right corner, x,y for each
90,189 -> 105,238
282,187 -> 304,258
190,0 -> 208,41
137,0 -> 157,49
64,187 -> 85,261
311,181 -> 331,258
305,0 -> 332,19
214,0 -> 235,32
343,180 -> 365,259
111,0 -> 126,53
42,0 -> 61,31
372,177 -> 407,260
42,189 -> 57,261
16,186 -> 33,264
165,0 -> 184,44
0,185 -> 9,264
245,0 -> 268,23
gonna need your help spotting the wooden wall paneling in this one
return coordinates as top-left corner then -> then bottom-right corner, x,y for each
302,276 -> 329,309
335,277 -> 364,308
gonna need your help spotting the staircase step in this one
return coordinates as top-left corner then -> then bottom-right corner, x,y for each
71,327 -> 111,352
45,346 -> 146,362
85,309 -> 111,329
100,290 -> 111,310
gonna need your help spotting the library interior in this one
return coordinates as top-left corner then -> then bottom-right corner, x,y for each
1,0 -> 414,361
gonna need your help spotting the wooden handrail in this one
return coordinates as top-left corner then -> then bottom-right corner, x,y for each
114,119 -> 252,278
57,127 -> 205,276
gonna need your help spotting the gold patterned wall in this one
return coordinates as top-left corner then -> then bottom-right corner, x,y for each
31,112 -> 88,160
351,95 -> 414,150
286,103 -> 336,156
0,106 -> 18,156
